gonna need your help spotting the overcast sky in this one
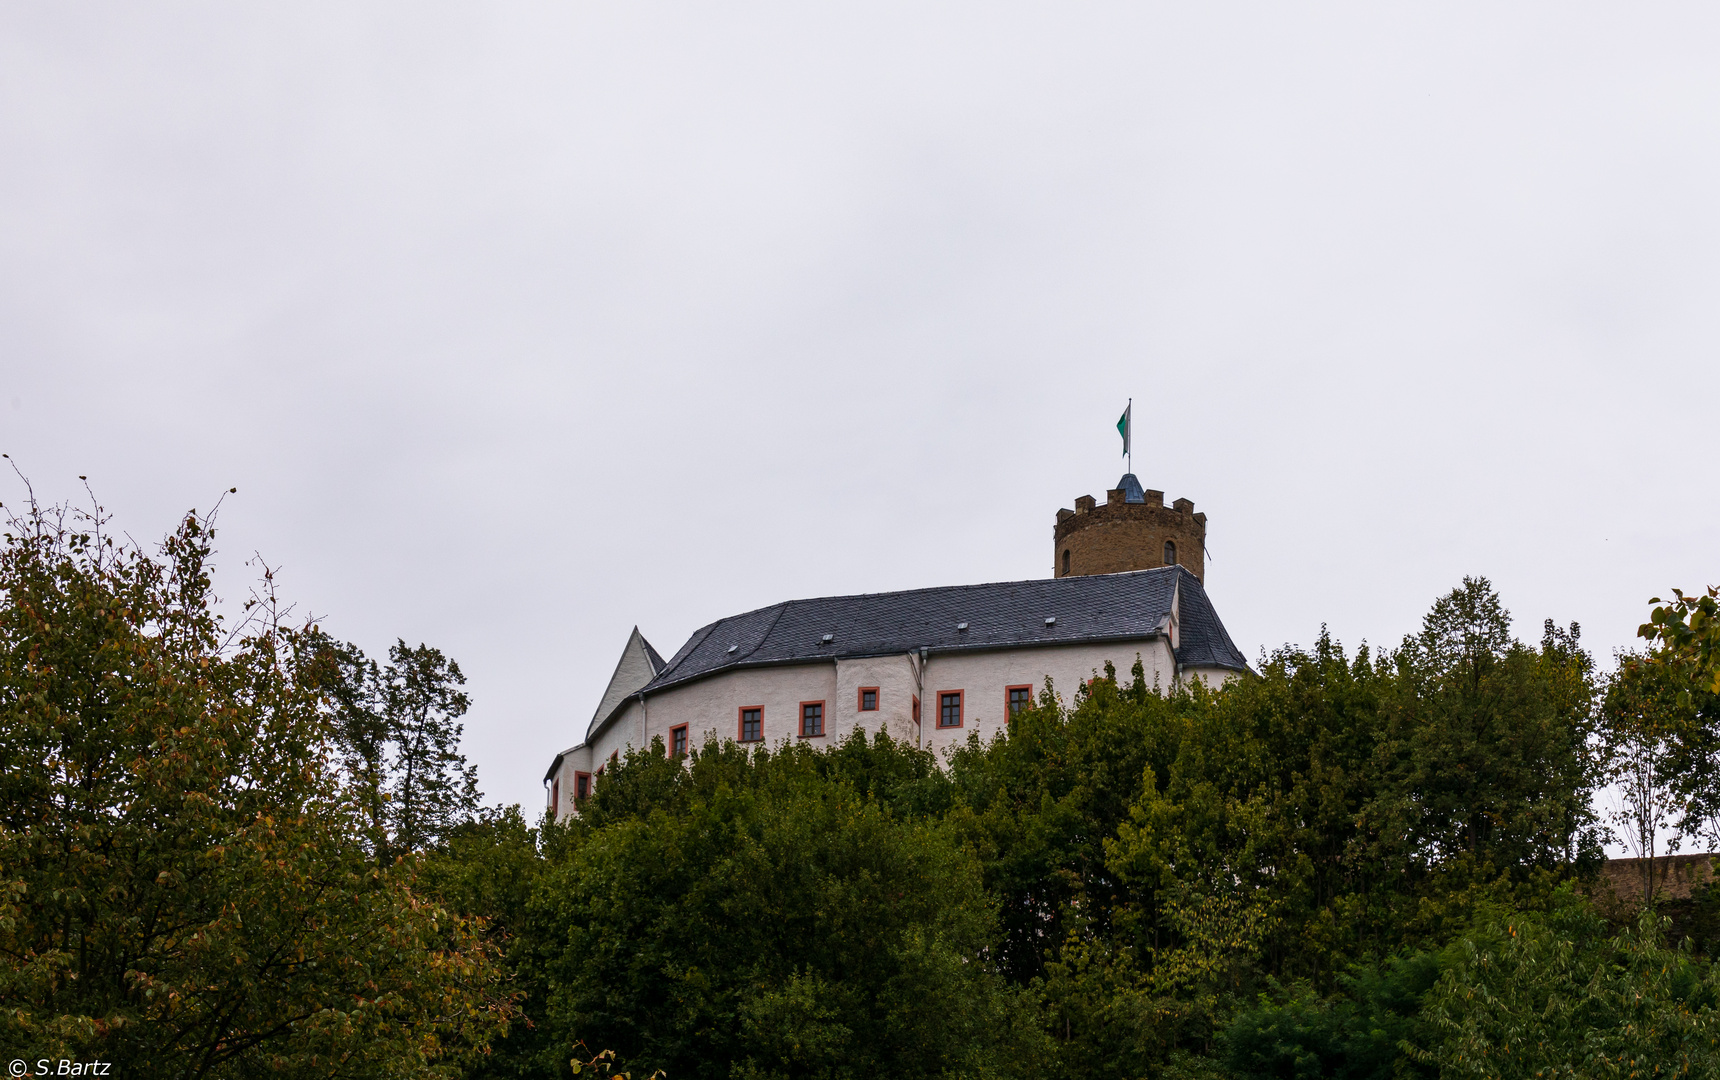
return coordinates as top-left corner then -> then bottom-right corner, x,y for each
3,3 -> 1717,814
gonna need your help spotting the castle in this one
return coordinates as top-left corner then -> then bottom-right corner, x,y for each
544,473 -> 1245,819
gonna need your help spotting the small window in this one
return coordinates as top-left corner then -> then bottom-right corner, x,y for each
1164,540 -> 1177,566
912,695 -> 920,724
938,691 -> 963,728
575,771 -> 591,801
800,701 -> 825,738
1006,685 -> 1032,719
858,687 -> 879,712
610,751 -> 619,768
670,724 -> 689,759
1062,549 -> 1071,575
550,779 -> 559,811
739,707 -> 763,743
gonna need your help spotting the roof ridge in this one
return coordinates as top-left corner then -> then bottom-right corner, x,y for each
735,565 -> 1180,609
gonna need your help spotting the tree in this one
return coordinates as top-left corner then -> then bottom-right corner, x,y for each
382,640 -> 480,855
1223,952 -> 1440,1080
1600,655 -> 1687,902
0,492 -> 511,1075
416,806 -> 552,1080
1370,579 -> 1600,886
312,635 -> 482,860
934,581 -> 1600,1075
1415,889 -> 1720,1078
533,733 -> 1049,1080
1633,587 -> 1720,857
1642,586 -> 1720,694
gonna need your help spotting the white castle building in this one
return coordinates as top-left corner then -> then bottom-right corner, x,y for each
544,474 -> 1248,820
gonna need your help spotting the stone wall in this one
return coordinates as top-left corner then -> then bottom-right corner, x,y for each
1054,485 -> 1207,581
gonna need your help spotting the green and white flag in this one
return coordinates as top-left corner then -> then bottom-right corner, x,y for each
1117,401 -> 1131,458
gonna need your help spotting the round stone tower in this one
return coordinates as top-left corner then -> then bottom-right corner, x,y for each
1053,473 -> 1206,582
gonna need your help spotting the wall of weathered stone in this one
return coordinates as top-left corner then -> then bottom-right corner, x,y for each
1054,485 -> 1207,581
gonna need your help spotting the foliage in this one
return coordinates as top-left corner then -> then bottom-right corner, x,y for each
417,806 -> 552,1080
312,633 -> 482,861
931,578 -> 1600,1075
1621,586 -> 1720,856
531,732 -> 1048,1080
0,493 -> 511,1076
1599,654 -> 1688,893
1416,888 -> 1720,1077
4,477 -> 1697,1080
1223,952 -> 1440,1080
1642,586 -> 1720,694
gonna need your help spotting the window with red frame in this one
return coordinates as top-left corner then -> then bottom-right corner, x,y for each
670,724 -> 689,758
1006,685 -> 1032,719
938,691 -> 963,728
801,701 -> 825,737
739,707 -> 763,743
858,687 -> 879,712
912,695 -> 920,723
575,771 -> 591,801
550,779 -> 559,810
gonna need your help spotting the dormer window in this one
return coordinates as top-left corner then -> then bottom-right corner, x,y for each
1164,540 -> 1177,567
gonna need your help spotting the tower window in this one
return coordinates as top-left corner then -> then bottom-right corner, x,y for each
800,701 -> 825,738
739,707 -> 763,743
670,724 -> 688,758
1164,540 -> 1177,566
858,687 -> 879,711
1006,685 -> 1033,719
938,690 -> 964,728
1062,549 -> 1071,575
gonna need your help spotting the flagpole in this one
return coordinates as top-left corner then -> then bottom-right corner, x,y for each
1127,397 -> 1132,475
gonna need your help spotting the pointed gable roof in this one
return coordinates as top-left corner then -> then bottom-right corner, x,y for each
585,626 -> 666,742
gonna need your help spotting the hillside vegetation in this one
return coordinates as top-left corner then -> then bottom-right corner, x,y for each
3,497 -> 1718,1078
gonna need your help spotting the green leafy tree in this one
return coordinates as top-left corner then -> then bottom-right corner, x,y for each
1642,586 -> 1720,694
1223,952 -> 1440,1080
1415,889 -> 1720,1078
417,806 -> 552,1080
533,733 -> 1048,1080
311,634 -> 481,860
1371,579 -> 1600,885
943,580 -> 1599,1075
1600,655 -> 1688,899
1630,588 -> 1720,857
383,640 -> 480,854
0,492 -> 511,1076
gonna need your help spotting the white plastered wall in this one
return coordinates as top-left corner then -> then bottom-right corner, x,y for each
551,636 -> 1192,821
917,639 -> 1176,756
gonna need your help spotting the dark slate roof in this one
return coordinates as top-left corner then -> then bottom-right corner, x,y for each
642,565 -> 1248,698
643,637 -> 668,674
1118,472 -> 1147,503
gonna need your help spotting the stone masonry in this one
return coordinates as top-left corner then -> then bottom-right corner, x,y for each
1054,481 -> 1206,582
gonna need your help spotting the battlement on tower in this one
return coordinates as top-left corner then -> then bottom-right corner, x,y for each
1053,474 -> 1206,582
